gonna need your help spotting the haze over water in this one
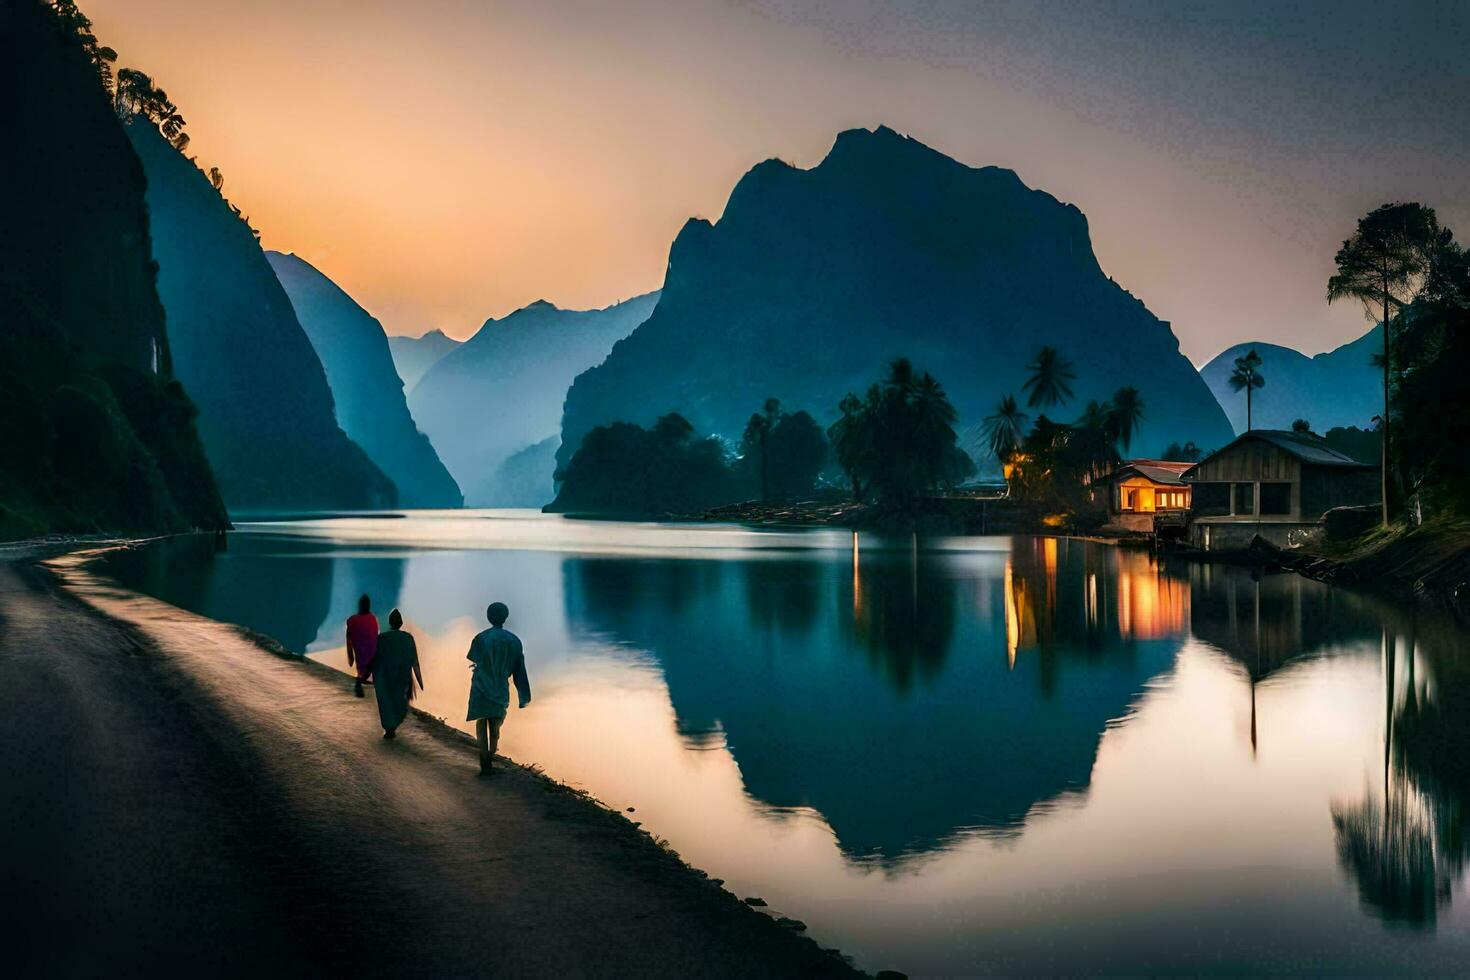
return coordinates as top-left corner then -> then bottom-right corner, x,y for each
98,512 -> 1470,974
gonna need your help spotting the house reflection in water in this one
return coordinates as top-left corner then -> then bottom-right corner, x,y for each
1003,537 -> 1189,675
567,537 -> 1186,862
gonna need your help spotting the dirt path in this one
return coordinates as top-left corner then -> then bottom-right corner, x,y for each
0,553 -> 857,977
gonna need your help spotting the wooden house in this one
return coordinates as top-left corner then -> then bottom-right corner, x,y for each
1181,430 -> 1378,551
1093,460 -> 1194,533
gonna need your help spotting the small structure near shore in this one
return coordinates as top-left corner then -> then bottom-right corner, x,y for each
1182,430 -> 1378,552
1092,460 -> 1194,534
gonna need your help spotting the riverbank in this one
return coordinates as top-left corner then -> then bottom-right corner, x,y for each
700,491 -> 1023,534
0,542 -> 862,977
1273,516 -> 1470,617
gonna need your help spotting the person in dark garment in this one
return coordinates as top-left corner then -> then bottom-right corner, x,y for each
345,594 -> 379,698
370,609 -> 423,739
466,602 -> 531,777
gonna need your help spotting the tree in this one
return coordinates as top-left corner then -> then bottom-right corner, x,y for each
1021,345 -> 1076,410
828,393 -> 873,500
1162,440 -> 1203,463
1228,348 -> 1265,432
765,410 -> 828,501
114,67 -> 190,151
48,1 -> 117,91
1388,233 -> 1470,512
829,360 -> 973,507
1328,202 -> 1442,526
740,397 -> 782,502
1105,386 -> 1145,454
981,394 -> 1029,468
1292,418 -> 1312,434
208,167 -> 224,192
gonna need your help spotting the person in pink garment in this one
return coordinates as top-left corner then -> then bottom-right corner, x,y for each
345,594 -> 379,698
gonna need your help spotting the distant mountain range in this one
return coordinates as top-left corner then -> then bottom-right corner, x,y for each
559,126 -> 1233,475
1199,326 -> 1382,436
126,121 -> 395,511
267,252 -> 462,507
389,330 -> 461,390
410,292 -> 659,506
0,0 -> 225,538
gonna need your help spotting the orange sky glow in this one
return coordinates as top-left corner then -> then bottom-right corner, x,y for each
83,1 -> 1469,364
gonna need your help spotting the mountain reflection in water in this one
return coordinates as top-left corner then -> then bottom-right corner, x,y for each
91,516 -> 1470,973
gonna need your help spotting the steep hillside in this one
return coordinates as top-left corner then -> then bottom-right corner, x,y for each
410,292 -> 659,505
267,252 -> 461,507
125,121 -> 395,511
388,330 -> 460,391
558,127 -> 1233,473
1200,326 -> 1381,435
0,0 -> 225,537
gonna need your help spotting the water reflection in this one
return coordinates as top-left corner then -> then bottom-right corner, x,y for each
1333,619 -> 1470,928
88,518 -> 1470,969
564,536 -> 1184,862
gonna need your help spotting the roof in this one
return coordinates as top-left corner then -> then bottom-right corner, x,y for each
1107,459 -> 1195,486
1185,429 -> 1376,476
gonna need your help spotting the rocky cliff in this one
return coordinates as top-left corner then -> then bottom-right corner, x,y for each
0,0 -> 226,537
558,126 -> 1233,472
268,252 -> 461,507
410,292 -> 659,506
126,121 -> 395,511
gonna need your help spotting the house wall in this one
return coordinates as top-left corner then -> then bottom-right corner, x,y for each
1187,441 -> 1303,521
1300,464 -> 1380,520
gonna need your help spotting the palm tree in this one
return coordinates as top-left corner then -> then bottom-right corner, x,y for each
1021,345 -> 1076,410
828,393 -> 868,500
982,394 -> 1030,468
1106,386 -> 1145,455
1328,203 -> 1442,527
911,372 -> 962,488
1229,348 -> 1265,432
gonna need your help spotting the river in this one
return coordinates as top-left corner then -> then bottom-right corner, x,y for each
93,510 -> 1470,974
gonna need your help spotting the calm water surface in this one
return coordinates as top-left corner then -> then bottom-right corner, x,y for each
97,511 -> 1470,974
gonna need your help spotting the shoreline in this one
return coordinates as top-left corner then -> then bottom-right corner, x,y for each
5,538 -> 866,977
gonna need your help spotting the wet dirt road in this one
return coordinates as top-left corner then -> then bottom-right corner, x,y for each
0,554 -> 855,978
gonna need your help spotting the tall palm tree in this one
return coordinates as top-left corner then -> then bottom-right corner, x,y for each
1328,203 -> 1442,527
1106,386 -> 1146,454
1021,345 -> 1076,410
1229,349 -> 1265,432
982,394 -> 1029,468
911,372 -> 962,488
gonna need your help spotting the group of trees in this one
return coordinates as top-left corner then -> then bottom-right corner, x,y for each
553,360 -> 980,515
48,1 -> 254,231
740,399 -> 828,503
981,346 -> 1146,510
1378,218 -> 1470,515
551,399 -> 831,514
827,359 -> 974,507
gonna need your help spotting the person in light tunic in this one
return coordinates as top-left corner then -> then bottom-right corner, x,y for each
466,602 -> 531,777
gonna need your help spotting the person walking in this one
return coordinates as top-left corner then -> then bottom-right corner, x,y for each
466,602 -> 531,777
371,609 -> 423,739
345,594 -> 379,698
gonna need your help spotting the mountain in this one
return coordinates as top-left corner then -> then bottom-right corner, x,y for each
267,252 -> 461,508
0,0 -> 226,538
124,120 -> 396,512
388,330 -> 460,391
1200,326 -> 1382,436
410,292 -> 659,506
558,126 -> 1233,475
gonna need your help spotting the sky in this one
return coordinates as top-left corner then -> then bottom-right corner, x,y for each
85,0 -> 1470,364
